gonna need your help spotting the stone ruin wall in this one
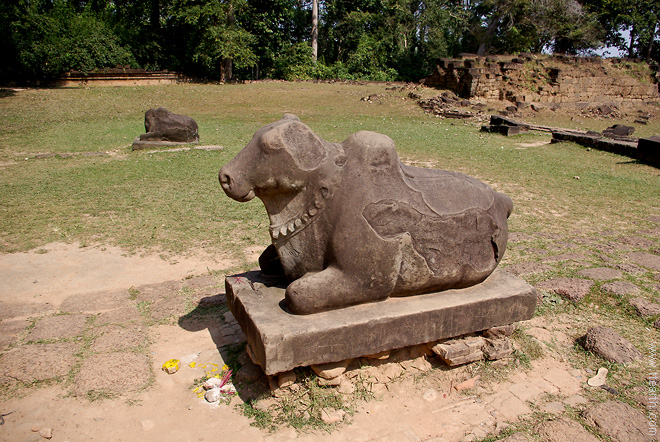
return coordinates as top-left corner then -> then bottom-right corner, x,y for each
53,68 -> 188,87
423,54 -> 660,108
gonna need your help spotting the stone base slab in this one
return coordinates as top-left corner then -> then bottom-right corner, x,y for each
225,269 -> 537,375
131,137 -> 199,150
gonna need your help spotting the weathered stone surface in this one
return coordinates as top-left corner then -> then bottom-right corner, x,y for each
629,297 -> 660,317
601,280 -> 640,296
220,115 -> 513,314
424,54 -> 659,109
27,314 -> 89,341
536,278 -> 594,302
311,360 -> 349,380
320,409 -> 345,424
0,319 -> 28,349
1,343 -> 79,382
583,400 -> 656,442
277,370 -> 297,388
483,337 -> 513,360
484,324 -> 515,339
536,417 -> 600,442
543,252 -> 591,263
582,326 -> 643,364
603,124 -> 635,138
616,262 -> 647,275
431,336 -> 485,366
236,358 -> 264,383
317,375 -> 343,386
578,267 -> 622,281
628,252 -> 660,271
638,135 -> 660,166
72,352 -> 151,396
620,235 -> 657,248
505,262 -> 552,276
90,325 -> 147,353
225,269 -> 536,375
500,434 -> 531,442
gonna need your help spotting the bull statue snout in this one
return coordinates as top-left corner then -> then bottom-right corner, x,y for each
219,161 -> 256,202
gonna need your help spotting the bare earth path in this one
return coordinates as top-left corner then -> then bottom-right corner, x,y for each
0,237 -> 657,442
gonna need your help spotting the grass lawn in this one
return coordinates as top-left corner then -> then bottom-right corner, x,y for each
0,82 -> 658,264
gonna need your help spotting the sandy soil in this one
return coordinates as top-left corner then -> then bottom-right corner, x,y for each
0,242 -> 234,305
0,238 -> 656,442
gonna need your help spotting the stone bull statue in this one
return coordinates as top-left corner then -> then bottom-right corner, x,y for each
140,107 -> 199,143
219,115 -> 513,315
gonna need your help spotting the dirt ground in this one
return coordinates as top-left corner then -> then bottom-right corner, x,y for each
0,232 -> 658,442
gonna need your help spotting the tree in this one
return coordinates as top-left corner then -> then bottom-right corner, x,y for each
463,0 -> 602,56
585,0 -> 660,62
1,0 -> 135,83
171,0 -> 257,80
312,0 -> 319,61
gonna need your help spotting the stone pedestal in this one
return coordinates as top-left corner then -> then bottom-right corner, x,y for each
225,269 -> 536,375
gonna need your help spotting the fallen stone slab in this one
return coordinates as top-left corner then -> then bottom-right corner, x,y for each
638,135 -> 660,167
583,400 -> 655,442
225,269 -> 537,375
431,336 -> 486,366
602,124 -> 635,139
489,115 -> 530,129
481,114 -> 530,136
582,326 -> 642,364
551,130 -> 639,158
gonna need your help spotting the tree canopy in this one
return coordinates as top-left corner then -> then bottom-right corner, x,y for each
1,0 -> 657,84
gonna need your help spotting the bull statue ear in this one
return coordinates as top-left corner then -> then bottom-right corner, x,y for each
261,120 -> 327,171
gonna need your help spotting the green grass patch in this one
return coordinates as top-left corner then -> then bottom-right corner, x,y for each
1,83 -> 659,259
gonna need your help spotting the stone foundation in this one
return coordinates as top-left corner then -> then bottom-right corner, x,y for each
225,269 -> 537,375
423,54 -> 659,107
53,68 -> 188,87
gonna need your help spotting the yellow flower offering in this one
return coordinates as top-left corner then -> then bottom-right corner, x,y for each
162,359 -> 180,374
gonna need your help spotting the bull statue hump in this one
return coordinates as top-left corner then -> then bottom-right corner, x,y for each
219,114 -> 513,315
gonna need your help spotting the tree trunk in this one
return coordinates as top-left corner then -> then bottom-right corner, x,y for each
646,23 -> 657,62
150,0 -> 160,30
222,4 -> 235,81
221,58 -> 233,82
477,14 -> 501,56
628,26 -> 636,58
311,0 -> 319,62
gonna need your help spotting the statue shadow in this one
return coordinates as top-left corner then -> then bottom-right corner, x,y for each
177,274 -> 284,403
